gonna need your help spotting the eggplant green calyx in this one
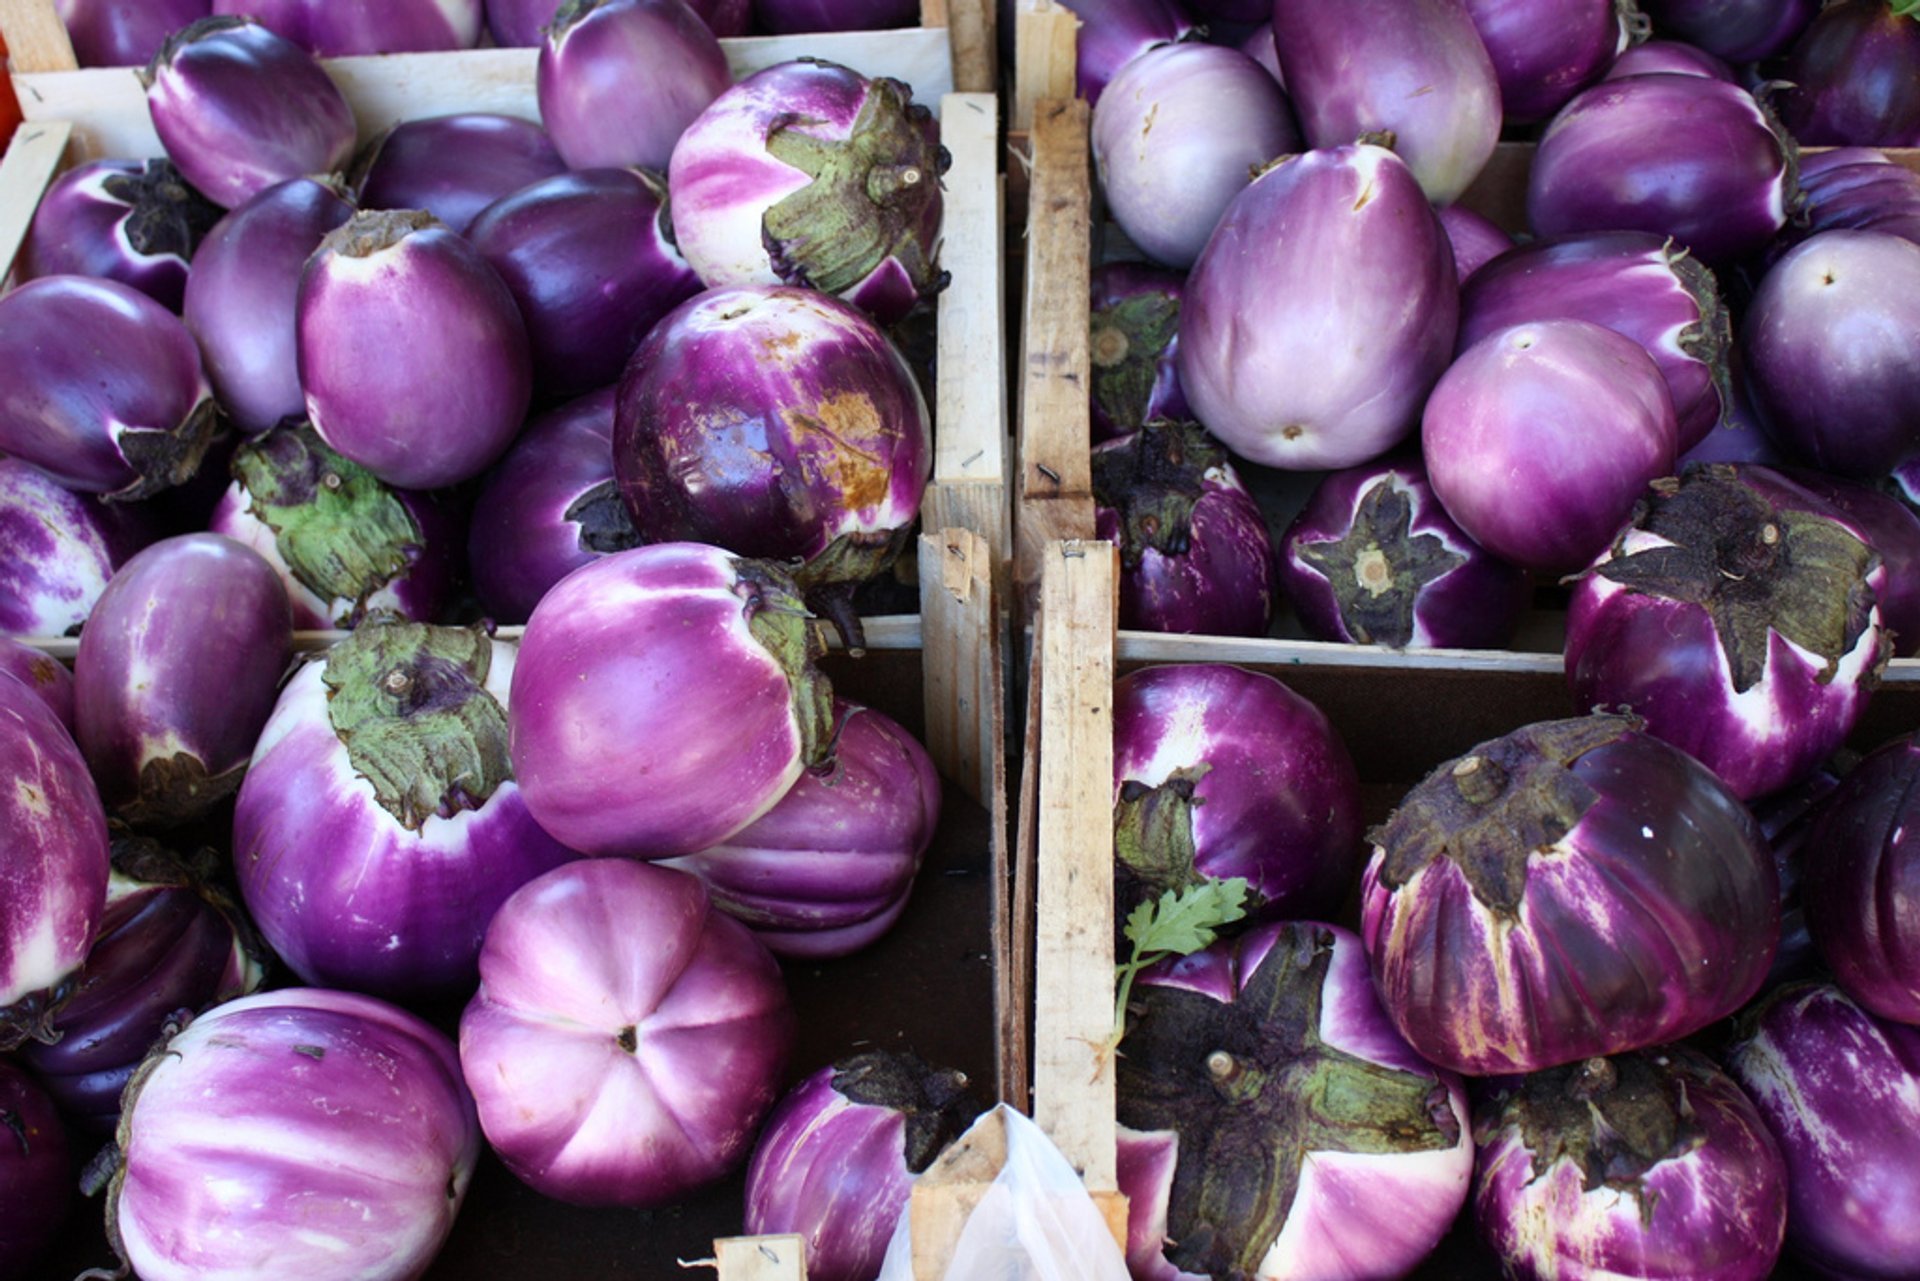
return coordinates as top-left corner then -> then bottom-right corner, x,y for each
124,751 -> 247,830
235,423 -> 423,622
1118,924 -> 1461,1278
1297,476 -> 1467,647
103,159 -> 223,260
791,525 -> 918,655
1663,242 -> 1736,430
112,397 -> 223,503
324,622 -> 512,831
832,1050 -> 985,1174
1112,878 -> 1249,1054
1114,764 -> 1212,901
142,15 -> 251,84
319,208 -> 438,260
563,479 -> 642,556
1592,465 -> 1880,692
1091,420 -> 1226,568
735,558 -> 836,771
1895,0 -> 1920,20
1090,292 -> 1181,435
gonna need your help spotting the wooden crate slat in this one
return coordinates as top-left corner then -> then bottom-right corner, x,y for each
0,0 -> 75,73
1010,0 -> 1076,135
917,529 -> 996,805
713,1236 -> 808,1280
0,116 -> 66,274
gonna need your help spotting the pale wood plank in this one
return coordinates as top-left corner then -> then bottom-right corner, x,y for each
0,0 -> 76,73
1010,600 -> 1042,1115
907,1108 -> 1008,1279
922,480 -> 1008,587
917,529 -> 996,807
1011,0 -> 1077,134
0,117 -> 68,279
940,0 -> 995,93
714,1235 -> 809,1281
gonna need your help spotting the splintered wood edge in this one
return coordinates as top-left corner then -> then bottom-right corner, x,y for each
711,1235 -> 809,1281
1011,0 -> 1077,134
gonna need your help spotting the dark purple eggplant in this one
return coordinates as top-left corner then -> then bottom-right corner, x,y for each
753,0 -> 917,30
1436,204 -> 1512,282
17,159 -> 221,312
208,0 -> 483,54
54,0 -> 211,67
1463,0 -> 1642,124
354,114 -> 568,236
537,0 -> 731,173
1777,0 -> 1920,146
1639,0 -> 1816,61
0,1059 -> 70,1280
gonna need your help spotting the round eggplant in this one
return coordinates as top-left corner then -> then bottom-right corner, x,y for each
354,114 -> 567,237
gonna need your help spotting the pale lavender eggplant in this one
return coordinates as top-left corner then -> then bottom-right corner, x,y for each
508,543 -> 836,859
54,0 -> 210,66
537,0 -> 731,173
1566,465 -> 1888,801
662,701 -> 937,958
298,209 -> 532,490
1280,456 -> 1531,650
1436,204 -> 1511,282
1042,0 -> 1198,105
744,1053 -> 981,1281
0,640 -> 73,732
1177,145 -> 1457,470
0,460 -> 150,638
1457,230 -> 1733,452
209,423 -> 461,631
141,17 -> 356,211
0,276 -> 219,500
107,988 -> 480,1281
1423,318 -> 1677,574
234,624 -> 576,1001
1640,0 -> 1815,60
73,533 -> 292,826
754,0 -> 917,31
1362,713 -> 1778,1076
1724,982 -> 1920,1279
354,114 -> 566,236
1239,21 -> 1283,84
466,167 -> 703,398
1776,0 -> 1920,146
1463,0 -> 1640,124
468,389 -> 635,626
1782,468 -> 1920,655
209,0 -> 482,54
1092,421 -> 1277,637
612,286 -> 931,647
1742,229 -> 1920,478
1118,921 -> 1473,1281
0,1060 -> 69,1281
1272,0 -> 1501,205
1112,664 -> 1362,923
1604,36 -> 1735,77
1527,73 -> 1797,265
1472,1048 -> 1787,1281
17,158 -> 221,312
1092,43 -> 1298,270
181,177 -> 354,435
1089,262 -> 1188,444
667,61 -> 944,325
458,858 -> 794,1205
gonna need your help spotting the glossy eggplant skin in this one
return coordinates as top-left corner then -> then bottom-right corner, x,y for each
355,114 -> 567,236
1776,0 -> 1920,147
0,1059 -> 70,1281
1639,0 -> 1815,62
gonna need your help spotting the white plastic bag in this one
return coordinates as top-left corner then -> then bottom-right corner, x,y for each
875,1105 -> 1133,1281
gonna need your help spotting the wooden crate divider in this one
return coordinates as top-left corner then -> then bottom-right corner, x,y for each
1010,0 -> 1076,136
713,1235 -> 808,1281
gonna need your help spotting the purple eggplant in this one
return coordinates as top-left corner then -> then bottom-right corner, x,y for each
73,533 -> 293,826
1528,73 -> 1797,265
1778,150 -> 1920,251
1781,468 -> 1920,654
1640,0 -> 1816,60
1604,36 -> 1735,77
662,701 -> 937,958
1038,0 -> 1198,106
1752,764 -> 1841,988
466,167 -> 703,399
458,858 -> 794,1206
0,460 -> 151,638
1118,921 -> 1473,1281
17,158 -> 221,312
1112,664 -> 1362,924
1676,380 -> 1786,468
54,0 -> 210,67
486,0 -> 565,41
354,114 -> 567,237
1280,456 -> 1531,650
754,0 -> 916,30
537,0 -> 731,173
1423,318 -> 1678,574
1092,421 -> 1278,637
1272,0 -> 1501,205
1091,43 -> 1298,270
1725,982 -> 1920,1279
1472,1048 -> 1787,1281
1457,231 -> 1733,453
298,209 -> 532,491
1240,21 -> 1283,84
1776,0 -> 1920,146
612,285 -> 931,648
1566,465 -> 1888,801
508,543 -> 836,859
234,622 -> 576,1001
0,276 -> 220,501
208,0 -> 483,53
744,1053 -> 980,1281
0,640 -> 74,732
141,17 -> 357,211
1436,204 -> 1512,282
667,60 -> 944,325
1362,712 -> 1778,1076
1089,262 -> 1188,444
104,988 -> 480,1281
1463,0 -> 1641,124
1178,144 -> 1458,470
1742,229 -> 1920,478
0,1060 -> 69,1281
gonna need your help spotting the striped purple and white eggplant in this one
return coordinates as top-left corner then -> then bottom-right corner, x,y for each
0,1059 -> 70,1281
1462,0 -> 1643,124
1361,712 -> 1779,1076
508,543 -> 837,859
1603,36 -> 1736,77
209,0 -> 483,54
1113,665 -> 1362,924
298,209 -> 532,491
1775,0 -> 1920,147
1724,982 -> 1920,1279
19,835 -> 263,1132
667,60 -> 944,325
1271,0 -> 1501,205
1118,921 -> 1473,1281
1639,0 -> 1816,61
457,858 -> 794,1206
209,423 -> 460,630
0,639 -> 74,732
1472,1047 -> 1788,1281
1177,144 -> 1458,471
0,276 -> 220,501
536,0 -> 731,173
0,459 -> 152,639
1436,204 -> 1512,282
1092,420 -> 1277,638
354,114 -> 567,236
1566,464 -> 1889,801
1456,230 -> 1734,453
1527,73 -> 1798,265
54,0 -> 210,67
612,285 -> 930,648
141,17 -> 356,211
1091,43 -> 1298,270
234,622 -> 575,1001
1279,455 -> 1531,650
72,533 -> 293,827
1089,261 -> 1188,444
17,158 -> 222,312
744,1052 -> 981,1281
101,988 -> 480,1281
466,166 -> 703,399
